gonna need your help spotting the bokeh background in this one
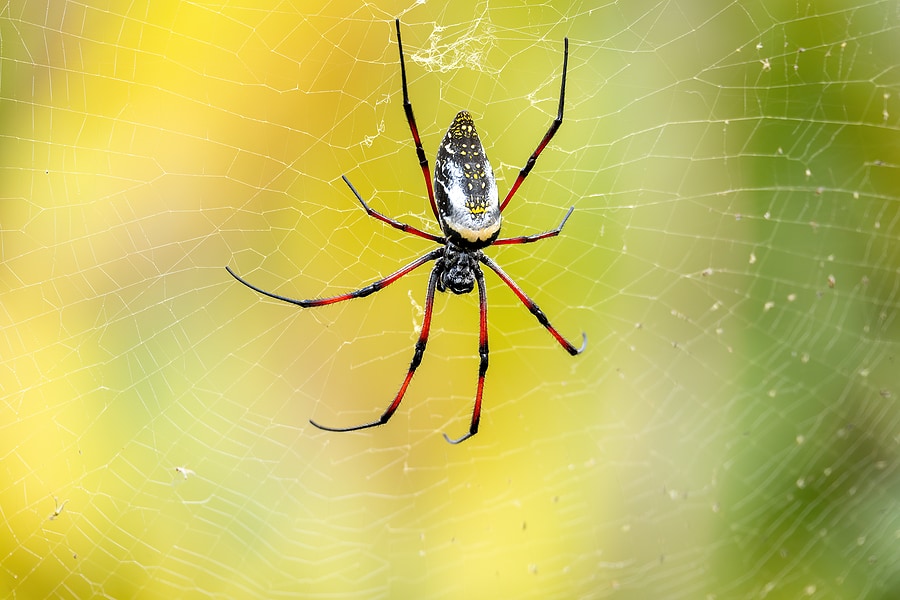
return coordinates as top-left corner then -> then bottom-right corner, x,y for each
2,0 -> 898,598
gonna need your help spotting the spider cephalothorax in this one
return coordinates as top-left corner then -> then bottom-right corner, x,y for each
437,243 -> 481,295
226,19 -> 584,444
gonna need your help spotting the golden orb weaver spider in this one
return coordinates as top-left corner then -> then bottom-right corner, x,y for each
226,19 -> 585,444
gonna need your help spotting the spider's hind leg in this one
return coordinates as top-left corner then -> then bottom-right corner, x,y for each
394,19 -> 439,221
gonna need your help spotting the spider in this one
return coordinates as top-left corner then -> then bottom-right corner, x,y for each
226,19 -> 585,444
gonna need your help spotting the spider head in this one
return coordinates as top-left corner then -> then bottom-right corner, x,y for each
438,245 -> 479,295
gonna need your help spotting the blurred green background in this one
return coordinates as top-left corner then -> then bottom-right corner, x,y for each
1,0 -> 898,598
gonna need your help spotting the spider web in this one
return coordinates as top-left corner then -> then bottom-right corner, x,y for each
2,0 -> 898,598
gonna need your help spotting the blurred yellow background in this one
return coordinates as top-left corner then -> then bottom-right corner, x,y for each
2,1 -> 898,598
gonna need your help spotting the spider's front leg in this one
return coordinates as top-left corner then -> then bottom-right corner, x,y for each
308,261 -> 442,434
480,254 -> 586,356
443,263 -> 489,444
226,248 -> 441,308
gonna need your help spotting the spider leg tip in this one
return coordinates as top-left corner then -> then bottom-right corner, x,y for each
225,265 -> 245,283
572,332 -> 588,355
559,206 -> 576,228
309,418 -> 344,432
442,431 -> 474,445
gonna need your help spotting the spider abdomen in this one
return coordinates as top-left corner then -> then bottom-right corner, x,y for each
433,111 -> 500,249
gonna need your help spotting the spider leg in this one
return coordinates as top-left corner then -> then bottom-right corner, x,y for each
343,176 -> 443,243
499,37 -> 568,213
395,19 -> 439,221
479,254 -> 586,355
493,206 -> 574,246
225,248 -> 442,308
444,265 -> 489,444
309,261 -> 441,433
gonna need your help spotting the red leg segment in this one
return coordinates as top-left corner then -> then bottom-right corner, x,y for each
493,206 -> 574,246
225,248 -> 442,308
342,176 -> 443,243
479,254 -> 586,356
395,19 -> 439,221
443,265 -> 489,444
309,260 -> 441,433
499,38 -> 568,213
